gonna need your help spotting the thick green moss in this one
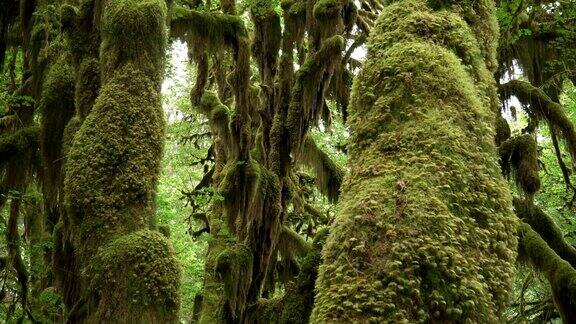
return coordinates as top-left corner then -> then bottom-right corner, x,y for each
100,0 -> 167,84
311,0 -> 517,322
61,0 -> 180,321
89,230 -> 181,323
74,58 -> 100,119
64,65 -> 165,255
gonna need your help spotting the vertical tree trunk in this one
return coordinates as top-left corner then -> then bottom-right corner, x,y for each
312,1 -> 518,322
62,0 -> 181,322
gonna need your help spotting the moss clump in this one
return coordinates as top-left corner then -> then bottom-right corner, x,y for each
499,135 -> 540,196
90,230 -> 181,323
313,0 -> 343,22
311,0 -> 517,322
495,115 -> 511,146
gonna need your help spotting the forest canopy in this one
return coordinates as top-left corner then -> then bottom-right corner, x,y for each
0,0 -> 576,323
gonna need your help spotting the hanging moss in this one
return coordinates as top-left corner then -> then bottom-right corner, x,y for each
301,136 -> 343,203
286,35 -> 344,155
170,8 -> 246,53
250,0 -> 281,83
517,223 -> 576,322
499,135 -> 540,197
311,0 -> 517,322
501,79 -> 576,164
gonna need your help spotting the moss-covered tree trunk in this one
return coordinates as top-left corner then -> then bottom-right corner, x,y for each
311,1 -> 518,322
61,0 -> 181,322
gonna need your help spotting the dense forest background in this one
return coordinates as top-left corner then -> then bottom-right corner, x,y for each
0,0 -> 576,323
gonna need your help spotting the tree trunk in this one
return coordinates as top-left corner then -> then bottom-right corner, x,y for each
312,1 -> 518,322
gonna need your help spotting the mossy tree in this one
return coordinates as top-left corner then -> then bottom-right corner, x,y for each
0,0 -> 182,322
312,0 -> 520,322
170,0 -> 362,322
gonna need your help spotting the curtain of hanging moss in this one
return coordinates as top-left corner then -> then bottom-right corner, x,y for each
311,1 -> 518,322
62,0 -> 181,322
175,0 -> 350,321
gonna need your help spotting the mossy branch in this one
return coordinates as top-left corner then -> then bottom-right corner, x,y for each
170,8 -> 246,52
517,222 -> 576,322
277,225 -> 310,260
287,35 -> 344,156
514,198 -> 576,268
500,79 -> 576,163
